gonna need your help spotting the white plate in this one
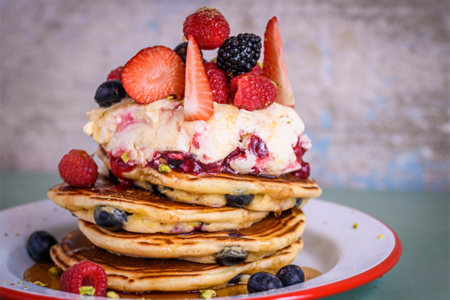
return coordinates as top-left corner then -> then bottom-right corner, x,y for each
0,198 -> 401,300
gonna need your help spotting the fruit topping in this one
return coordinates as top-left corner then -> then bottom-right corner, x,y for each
174,42 -> 204,63
109,154 -> 136,180
247,272 -> 284,293
94,206 -> 129,231
204,62 -> 229,104
215,246 -> 248,266
122,46 -> 185,104
60,261 -> 107,296
184,35 -> 214,121
262,17 -> 295,107
276,264 -> 305,286
58,149 -> 98,187
27,231 -> 57,262
232,74 -> 277,111
225,194 -> 254,208
94,80 -> 126,107
106,66 -> 124,81
183,7 -> 230,50
250,63 -> 262,75
248,134 -> 269,159
292,161 -> 310,180
228,274 -> 241,285
217,33 -> 262,77
295,198 -> 303,207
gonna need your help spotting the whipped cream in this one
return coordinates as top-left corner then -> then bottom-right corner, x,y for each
84,97 -> 308,176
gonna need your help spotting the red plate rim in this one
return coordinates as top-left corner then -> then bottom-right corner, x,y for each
0,209 -> 402,300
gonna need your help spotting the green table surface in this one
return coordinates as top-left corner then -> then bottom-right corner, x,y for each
1,171 -> 449,300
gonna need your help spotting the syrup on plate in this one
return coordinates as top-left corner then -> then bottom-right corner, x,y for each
24,262 -> 321,298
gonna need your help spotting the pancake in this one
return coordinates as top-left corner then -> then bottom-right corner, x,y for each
47,176 -> 268,234
50,230 -> 303,292
135,180 -> 310,211
98,146 -> 322,200
78,207 -> 305,264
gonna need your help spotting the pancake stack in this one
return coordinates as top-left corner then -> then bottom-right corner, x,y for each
47,151 -> 321,292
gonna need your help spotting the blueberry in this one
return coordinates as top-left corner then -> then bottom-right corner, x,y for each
228,274 -> 241,285
247,272 -> 283,293
173,42 -> 203,63
276,264 -> 305,286
225,194 -> 254,208
94,80 -> 126,107
94,206 -> 128,231
27,231 -> 57,262
295,198 -> 303,207
215,246 -> 248,266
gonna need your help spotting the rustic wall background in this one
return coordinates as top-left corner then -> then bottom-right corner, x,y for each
1,0 -> 449,192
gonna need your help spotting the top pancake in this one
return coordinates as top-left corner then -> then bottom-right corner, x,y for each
47,176 -> 267,234
98,146 -> 322,199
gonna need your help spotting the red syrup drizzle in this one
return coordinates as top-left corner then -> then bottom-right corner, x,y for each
291,136 -> 310,180
109,155 -> 136,179
110,179 -> 134,191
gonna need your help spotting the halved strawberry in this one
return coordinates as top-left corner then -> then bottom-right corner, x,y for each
122,46 -> 185,104
184,35 -> 214,121
261,17 -> 295,108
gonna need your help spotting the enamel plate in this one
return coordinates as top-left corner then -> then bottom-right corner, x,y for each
0,198 -> 401,300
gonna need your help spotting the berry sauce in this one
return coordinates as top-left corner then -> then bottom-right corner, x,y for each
110,179 -> 135,192
291,136 -> 310,179
109,155 -> 136,179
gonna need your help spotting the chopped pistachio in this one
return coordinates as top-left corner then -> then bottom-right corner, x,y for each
378,234 -> 385,239
79,286 -> 96,296
18,281 -> 22,284
166,96 -> 175,100
121,152 -> 131,164
187,222 -> 198,227
48,266 -> 63,276
101,111 -> 107,118
158,164 -> 172,174
33,281 -> 46,287
200,289 -> 216,299
106,291 -> 120,298
270,79 -> 277,88
24,285 -> 29,289
3,281 -> 6,285
353,223 -> 358,229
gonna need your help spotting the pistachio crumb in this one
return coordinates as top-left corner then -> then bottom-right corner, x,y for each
33,281 -> 46,287
200,289 -> 216,299
158,164 -> 172,174
378,234 -> 385,239
79,286 -> 96,296
353,223 -> 358,229
48,266 -> 63,276
3,281 -> 6,285
121,152 -> 131,164
106,290 -> 120,298
18,280 -> 22,284
24,285 -> 29,289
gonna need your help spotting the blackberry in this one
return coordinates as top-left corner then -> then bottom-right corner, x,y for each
217,33 -> 262,77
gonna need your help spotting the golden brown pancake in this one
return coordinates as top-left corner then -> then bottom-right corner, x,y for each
47,176 -> 267,234
78,208 -> 305,264
98,146 -> 322,200
50,230 -> 303,292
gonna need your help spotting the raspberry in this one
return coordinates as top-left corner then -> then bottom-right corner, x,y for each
250,64 -> 262,75
183,7 -> 230,50
204,62 -> 229,104
60,261 -> 107,296
231,74 -> 277,111
106,66 -> 124,81
58,149 -> 98,187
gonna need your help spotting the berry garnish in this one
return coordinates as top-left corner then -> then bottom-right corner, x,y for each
232,74 -> 277,111
27,231 -> 57,262
106,66 -> 124,81
262,17 -> 295,107
174,42 -> 204,63
292,161 -> 310,180
184,35 -> 214,121
94,206 -> 128,231
94,80 -> 126,107
247,272 -> 283,293
276,264 -> 305,286
217,33 -> 262,77
183,7 -> 230,50
58,149 -> 98,187
250,63 -> 262,75
122,46 -> 185,104
204,62 -> 229,104
60,261 -> 107,296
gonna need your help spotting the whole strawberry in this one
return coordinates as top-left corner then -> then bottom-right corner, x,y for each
232,74 -> 277,111
60,261 -> 107,296
58,150 -> 98,187
183,7 -> 230,50
204,62 -> 229,104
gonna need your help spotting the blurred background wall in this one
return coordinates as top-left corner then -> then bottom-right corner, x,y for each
1,0 -> 449,192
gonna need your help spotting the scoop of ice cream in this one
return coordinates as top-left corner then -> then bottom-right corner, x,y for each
84,97 -> 307,176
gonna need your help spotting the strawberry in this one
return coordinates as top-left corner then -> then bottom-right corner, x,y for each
184,35 -> 214,121
106,66 -> 124,81
204,62 -> 229,104
122,46 -> 185,104
262,17 -> 295,108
